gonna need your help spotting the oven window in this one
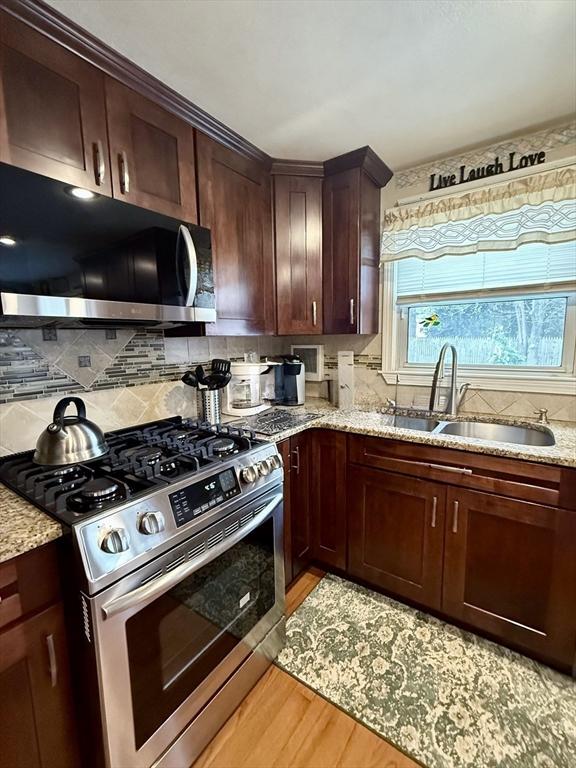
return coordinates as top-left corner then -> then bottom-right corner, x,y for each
126,518 -> 276,749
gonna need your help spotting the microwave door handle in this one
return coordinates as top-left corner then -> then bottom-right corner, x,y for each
177,225 -> 198,307
100,493 -> 281,619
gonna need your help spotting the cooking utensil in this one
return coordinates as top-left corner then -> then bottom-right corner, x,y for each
205,371 -> 232,390
211,359 -> 231,374
34,397 -> 108,466
181,370 -> 199,388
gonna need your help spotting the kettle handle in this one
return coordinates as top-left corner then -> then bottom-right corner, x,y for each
53,397 -> 87,427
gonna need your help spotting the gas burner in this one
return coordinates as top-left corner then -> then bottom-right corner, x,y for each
67,477 -> 127,514
210,437 -> 237,457
53,465 -> 79,477
82,478 -> 121,500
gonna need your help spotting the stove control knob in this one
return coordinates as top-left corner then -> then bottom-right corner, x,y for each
268,454 -> 283,471
100,528 -> 130,554
138,511 -> 166,536
240,465 -> 258,484
257,459 -> 272,477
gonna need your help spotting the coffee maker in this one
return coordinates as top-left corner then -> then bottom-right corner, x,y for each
271,355 -> 306,406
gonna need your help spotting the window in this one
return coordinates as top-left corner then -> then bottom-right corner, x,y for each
385,240 -> 576,390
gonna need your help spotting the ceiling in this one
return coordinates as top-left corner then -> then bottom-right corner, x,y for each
45,0 -> 576,170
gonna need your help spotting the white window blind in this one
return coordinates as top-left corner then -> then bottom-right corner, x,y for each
395,240 -> 576,298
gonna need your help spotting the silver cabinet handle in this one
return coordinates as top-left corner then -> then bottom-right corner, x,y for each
46,634 -> 58,687
349,298 -> 355,325
291,446 -> 300,475
119,151 -> 130,194
429,463 -> 472,475
94,140 -> 105,186
431,496 -> 437,528
452,500 -> 459,534
312,300 -> 317,327
177,225 -> 198,307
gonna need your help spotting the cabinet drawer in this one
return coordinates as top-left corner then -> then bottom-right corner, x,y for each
348,434 -> 564,506
0,543 -> 61,630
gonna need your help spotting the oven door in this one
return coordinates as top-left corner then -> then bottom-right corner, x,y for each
88,489 -> 284,768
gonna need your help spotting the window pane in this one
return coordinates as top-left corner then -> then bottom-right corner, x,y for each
406,296 -> 568,367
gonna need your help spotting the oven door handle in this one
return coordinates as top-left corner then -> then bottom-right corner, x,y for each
100,493 -> 281,619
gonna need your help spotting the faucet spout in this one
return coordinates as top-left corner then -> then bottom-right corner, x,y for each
429,344 -> 461,417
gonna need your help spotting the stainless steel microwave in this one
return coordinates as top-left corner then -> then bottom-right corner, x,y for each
0,163 -> 216,327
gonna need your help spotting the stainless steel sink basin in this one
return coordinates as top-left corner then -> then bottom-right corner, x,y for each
392,415 -> 439,432
437,421 -> 555,446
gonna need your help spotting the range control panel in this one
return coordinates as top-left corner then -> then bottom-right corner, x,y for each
169,468 -> 241,527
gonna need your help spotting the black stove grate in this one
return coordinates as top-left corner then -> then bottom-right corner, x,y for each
0,416 -> 263,526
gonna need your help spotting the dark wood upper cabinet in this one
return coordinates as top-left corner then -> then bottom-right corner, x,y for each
323,147 -> 392,334
196,132 -> 275,335
310,430 -> 347,570
442,488 -> 576,668
105,78 -> 197,221
273,172 -> 323,335
347,466 -> 446,610
0,11 -> 111,195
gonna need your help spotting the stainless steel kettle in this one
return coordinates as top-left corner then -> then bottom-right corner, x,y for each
34,397 -> 109,466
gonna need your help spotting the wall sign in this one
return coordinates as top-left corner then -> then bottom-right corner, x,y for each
429,151 -> 546,191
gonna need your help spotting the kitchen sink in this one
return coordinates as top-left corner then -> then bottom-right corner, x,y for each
437,420 -> 555,446
392,415 -> 439,432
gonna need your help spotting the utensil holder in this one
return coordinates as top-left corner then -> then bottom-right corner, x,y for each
197,390 -> 221,425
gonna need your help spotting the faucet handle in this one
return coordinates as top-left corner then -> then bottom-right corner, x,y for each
534,408 -> 549,425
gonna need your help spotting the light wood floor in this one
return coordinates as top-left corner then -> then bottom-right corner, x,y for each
192,569 -> 420,768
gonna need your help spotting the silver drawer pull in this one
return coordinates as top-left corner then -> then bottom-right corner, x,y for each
429,463 -> 472,475
431,496 -> 437,528
46,634 -> 58,687
452,500 -> 459,534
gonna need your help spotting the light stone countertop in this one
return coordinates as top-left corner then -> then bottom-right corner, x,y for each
0,483 -> 63,564
2,399 -> 575,565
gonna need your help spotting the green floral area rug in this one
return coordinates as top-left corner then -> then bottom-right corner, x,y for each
276,574 -> 576,768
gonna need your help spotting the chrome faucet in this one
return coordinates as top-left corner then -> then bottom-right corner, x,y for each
429,344 -> 469,417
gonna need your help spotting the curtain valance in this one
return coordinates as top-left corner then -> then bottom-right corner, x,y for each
380,165 -> 576,263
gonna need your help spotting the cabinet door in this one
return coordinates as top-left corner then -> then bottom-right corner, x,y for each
0,603 -> 79,768
274,175 -> 322,335
443,488 -> 576,667
278,439 -> 293,586
0,12 -> 111,194
322,168 -> 360,334
196,132 -> 275,335
105,78 -> 197,221
348,466 -> 446,610
290,433 -> 311,580
310,430 -> 347,570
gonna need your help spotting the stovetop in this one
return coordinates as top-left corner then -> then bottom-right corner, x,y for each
0,417 -> 263,527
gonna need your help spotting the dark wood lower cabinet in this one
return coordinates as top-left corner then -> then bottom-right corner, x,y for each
442,488 -> 576,668
347,466 -> 446,610
278,439 -> 293,586
310,430 -> 347,570
289,432 -> 312,581
0,602 -> 79,768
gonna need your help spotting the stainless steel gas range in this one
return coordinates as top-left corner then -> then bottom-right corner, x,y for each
0,418 -> 285,768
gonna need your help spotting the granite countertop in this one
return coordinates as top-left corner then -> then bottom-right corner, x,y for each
2,399 -> 575,565
259,400 -> 576,468
0,484 -> 63,564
